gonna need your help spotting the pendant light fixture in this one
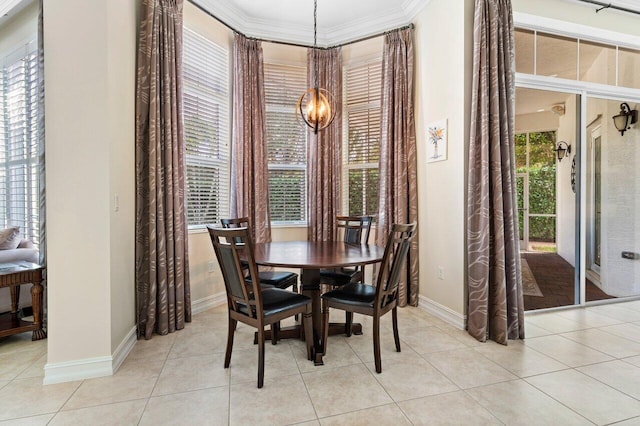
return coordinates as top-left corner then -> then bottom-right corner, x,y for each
296,0 -> 336,134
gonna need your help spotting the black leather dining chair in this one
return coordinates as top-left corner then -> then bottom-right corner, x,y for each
319,215 -> 373,336
220,217 -> 299,344
321,222 -> 416,373
208,226 -> 313,388
221,217 -> 299,294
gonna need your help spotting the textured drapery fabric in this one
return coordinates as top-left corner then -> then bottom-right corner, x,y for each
376,28 -> 419,307
135,0 -> 191,340
230,34 -> 271,244
467,0 -> 524,344
37,0 -> 45,266
307,47 -> 342,242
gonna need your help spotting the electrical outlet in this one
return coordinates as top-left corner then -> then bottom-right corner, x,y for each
208,261 -> 216,273
437,266 -> 444,280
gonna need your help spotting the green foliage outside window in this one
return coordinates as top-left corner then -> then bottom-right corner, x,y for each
516,131 -> 557,242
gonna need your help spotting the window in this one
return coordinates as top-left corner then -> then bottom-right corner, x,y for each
0,39 -> 40,247
264,63 -> 307,224
514,27 -> 640,89
343,59 -> 382,216
183,28 -> 230,228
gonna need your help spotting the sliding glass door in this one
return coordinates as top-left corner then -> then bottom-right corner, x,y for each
515,87 -> 579,310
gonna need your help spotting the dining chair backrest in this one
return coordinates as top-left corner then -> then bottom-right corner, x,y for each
336,215 -> 373,245
375,223 -> 417,310
220,217 -> 250,244
207,226 -> 263,320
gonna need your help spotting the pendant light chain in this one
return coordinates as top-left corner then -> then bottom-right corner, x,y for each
295,0 -> 336,134
313,0 -> 318,90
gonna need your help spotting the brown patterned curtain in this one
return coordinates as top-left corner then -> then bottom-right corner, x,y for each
135,0 -> 191,340
230,34 -> 271,244
467,0 -> 524,344
376,28 -> 419,307
307,47 -> 342,242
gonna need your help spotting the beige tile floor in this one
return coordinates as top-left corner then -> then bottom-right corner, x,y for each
2,300 -> 640,425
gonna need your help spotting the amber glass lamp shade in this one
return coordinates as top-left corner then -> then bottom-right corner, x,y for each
297,87 -> 336,134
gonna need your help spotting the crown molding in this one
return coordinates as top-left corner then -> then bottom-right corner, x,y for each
0,0 -> 33,29
0,0 -> 23,16
322,8 -> 411,46
191,0 -> 431,47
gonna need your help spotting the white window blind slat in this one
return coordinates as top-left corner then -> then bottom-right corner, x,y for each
343,59 -> 382,217
183,28 -> 230,227
264,62 -> 307,224
0,40 -> 40,247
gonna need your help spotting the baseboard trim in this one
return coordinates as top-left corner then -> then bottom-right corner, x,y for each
43,293 -> 226,385
418,295 -> 466,330
191,292 -> 226,315
44,356 -> 113,385
112,326 -> 137,374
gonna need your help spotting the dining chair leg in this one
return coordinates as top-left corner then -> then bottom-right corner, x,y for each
322,300 -> 330,356
392,307 -> 401,352
345,312 -> 353,337
373,315 -> 382,373
303,308 -> 314,360
257,327 -> 265,388
271,322 -> 280,345
224,317 -> 237,368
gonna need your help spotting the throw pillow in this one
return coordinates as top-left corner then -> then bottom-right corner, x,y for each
0,226 -> 21,250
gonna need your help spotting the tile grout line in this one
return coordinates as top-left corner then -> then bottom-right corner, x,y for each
136,332 -> 177,425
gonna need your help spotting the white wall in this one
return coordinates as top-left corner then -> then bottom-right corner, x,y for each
599,100 -> 640,297
413,0 -> 474,323
45,0 -> 112,365
515,112 -> 558,134
107,0 -> 137,353
44,0 -> 136,381
556,93 -> 578,266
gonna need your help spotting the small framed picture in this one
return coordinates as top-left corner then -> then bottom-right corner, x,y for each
426,119 -> 447,163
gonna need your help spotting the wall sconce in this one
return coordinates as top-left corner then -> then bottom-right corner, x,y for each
612,102 -> 638,136
554,141 -> 571,162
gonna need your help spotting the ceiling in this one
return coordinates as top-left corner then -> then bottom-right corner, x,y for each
193,0 -> 640,47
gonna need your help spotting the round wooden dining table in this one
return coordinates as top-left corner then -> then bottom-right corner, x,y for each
252,240 -> 385,365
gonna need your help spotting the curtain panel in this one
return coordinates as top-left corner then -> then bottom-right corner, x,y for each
376,28 -> 419,307
307,47 -> 342,242
467,0 -> 524,344
230,34 -> 271,243
135,0 -> 191,339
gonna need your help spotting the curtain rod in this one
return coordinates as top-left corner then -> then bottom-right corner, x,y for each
188,0 -> 414,49
577,0 -> 640,16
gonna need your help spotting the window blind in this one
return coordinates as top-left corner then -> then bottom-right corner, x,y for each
0,40 -> 40,247
183,28 -> 230,228
343,59 -> 382,217
264,63 -> 307,224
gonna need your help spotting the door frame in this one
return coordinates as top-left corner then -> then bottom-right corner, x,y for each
587,125 -> 601,277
